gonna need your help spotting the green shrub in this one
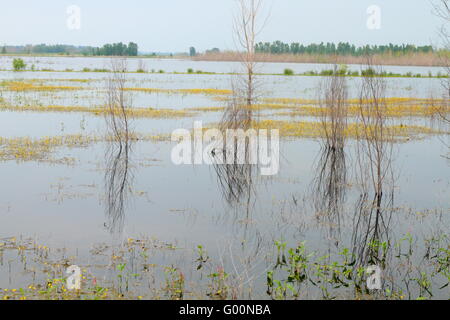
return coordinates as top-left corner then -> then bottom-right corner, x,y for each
304,70 -> 317,76
320,69 -> 334,76
13,58 -> 26,71
187,68 -> 194,74
336,64 -> 348,75
361,68 -> 376,76
284,68 -> 294,76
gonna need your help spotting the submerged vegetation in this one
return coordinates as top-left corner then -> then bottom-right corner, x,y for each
0,233 -> 448,300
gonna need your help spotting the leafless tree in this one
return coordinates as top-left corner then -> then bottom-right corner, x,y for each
430,0 -> 450,160
213,0 -> 268,207
104,58 -> 134,233
233,0 -> 267,107
318,64 -> 349,150
351,58 -> 396,272
355,58 -> 394,199
105,58 -> 131,144
312,66 -> 349,238
431,0 -> 450,121
211,0 -> 270,230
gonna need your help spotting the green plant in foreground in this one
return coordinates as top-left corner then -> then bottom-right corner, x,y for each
164,267 -> 185,300
207,267 -> 229,300
196,245 -> 209,270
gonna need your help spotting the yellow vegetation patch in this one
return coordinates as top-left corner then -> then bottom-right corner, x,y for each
0,104 -> 196,119
253,97 -> 450,118
1,81 -> 83,92
250,120 -> 446,141
262,98 -> 317,105
246,103 -> 304,111
274,103 -> 449,118
186,106 -> 225,112
0,134 -> 97,161
124,87 -> 232,96
0,133 -> 170,162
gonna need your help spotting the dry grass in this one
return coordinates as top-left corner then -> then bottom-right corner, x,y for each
194,51 -> 445,67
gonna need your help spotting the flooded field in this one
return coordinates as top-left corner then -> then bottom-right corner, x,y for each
0,57 -> 449,300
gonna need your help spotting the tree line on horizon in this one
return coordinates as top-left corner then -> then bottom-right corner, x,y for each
1,42 -> 138,56
254,41 -> 435,56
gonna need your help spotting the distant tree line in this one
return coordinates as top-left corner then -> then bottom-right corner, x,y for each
91,42 -> 138,56
254,41 -> 434,56
1,42 -> 138,56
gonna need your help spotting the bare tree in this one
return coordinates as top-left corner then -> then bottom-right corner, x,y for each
105,58 -> 131,144
318,64 -> 348,151
355,58 -> 394,198
212,0 -> 269,228
104,58 -> 134,233
430,0 -> 450,158
312,65 -> 349,239
431,1 -> 450,109
352,58 -> 396,270
233,0 -> 267,107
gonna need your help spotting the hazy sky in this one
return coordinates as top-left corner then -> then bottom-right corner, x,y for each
0,0 -> 445,52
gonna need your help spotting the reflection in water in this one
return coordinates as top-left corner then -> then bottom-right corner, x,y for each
214,160 -> 254,209
311,66 -> 349,239
351,190 -> 394,270
312,146 -> 347,238
104,139 -> 133,234
213,95 -> 256,211
351,61 -> 396,271
103,58 -> 134,234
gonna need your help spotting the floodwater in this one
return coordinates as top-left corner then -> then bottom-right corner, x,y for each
0,56 -> 449,300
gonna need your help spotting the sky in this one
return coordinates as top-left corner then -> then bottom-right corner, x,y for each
0,0 -> 446,53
